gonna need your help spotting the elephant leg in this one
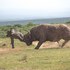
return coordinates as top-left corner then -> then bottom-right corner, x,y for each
61,40 -> 69,48
35,41 -> 43,49
11,37 -> 14,48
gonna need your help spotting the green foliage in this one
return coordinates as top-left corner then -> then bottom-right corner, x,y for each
0,38 -> 70,70
0,22 -> 37,38
14,24 -> 22,27
0,31 -> 6,38
26,22 -> 36,27
65,21 -> 70,24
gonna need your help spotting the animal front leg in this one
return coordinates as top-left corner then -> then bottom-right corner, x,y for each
61,40 -> 69,48
35,41 -> 43,49
11,37 -> 14,48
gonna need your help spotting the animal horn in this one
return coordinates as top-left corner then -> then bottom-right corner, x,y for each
11,28 -> 16,34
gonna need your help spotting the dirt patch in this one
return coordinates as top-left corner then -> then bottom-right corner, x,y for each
0,47 -> 23,54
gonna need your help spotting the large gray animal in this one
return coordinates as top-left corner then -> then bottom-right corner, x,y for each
6,28 -> 24,48
23,24 -> 70,49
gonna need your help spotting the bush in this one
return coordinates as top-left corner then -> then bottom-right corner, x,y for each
66,21 -> 70,24
0,23 -> 38,38
14,24 -> 22,27
26,22 -> 36,27
0,31 -> 6,38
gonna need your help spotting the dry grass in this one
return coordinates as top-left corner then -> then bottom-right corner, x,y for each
0,38 -> 70,70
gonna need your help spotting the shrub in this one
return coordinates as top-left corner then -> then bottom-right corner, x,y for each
14,24 -> 22,27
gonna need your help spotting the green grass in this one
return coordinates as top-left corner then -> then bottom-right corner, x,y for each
0,38 -> 70,70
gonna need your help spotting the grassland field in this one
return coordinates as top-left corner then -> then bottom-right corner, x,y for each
0,38 -> 70,70
0,23 -> 70,70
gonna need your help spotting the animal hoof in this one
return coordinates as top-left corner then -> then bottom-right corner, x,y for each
35,47 -> 39,49
12,47 -> 15,49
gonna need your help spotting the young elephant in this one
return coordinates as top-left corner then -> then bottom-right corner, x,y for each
6,28 -> 24,48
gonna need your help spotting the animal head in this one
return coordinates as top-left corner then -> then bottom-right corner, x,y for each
6,28 -> 15,37
6,28 -> 24,40
6,30 -> 12,37
23,32 -> 32,46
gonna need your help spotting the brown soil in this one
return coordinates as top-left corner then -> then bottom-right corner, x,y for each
0,47 -> 23,54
